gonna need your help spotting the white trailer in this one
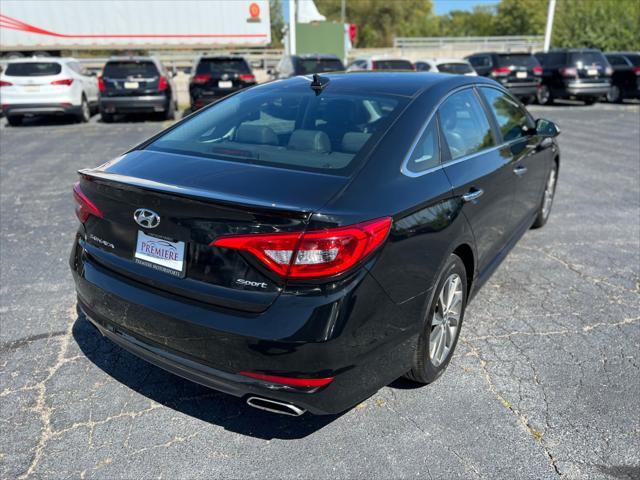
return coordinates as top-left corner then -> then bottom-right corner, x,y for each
0,0 -> 271,56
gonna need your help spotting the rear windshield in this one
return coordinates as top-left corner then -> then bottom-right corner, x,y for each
103,61 -> 158,78
146,85 -> 408,174
297,58 -> 344,74
437,62 -> 474,74
5,62 -> 61,76
196,58 -> 250,74
373,60 -> 414,71
624,54 -> 640,66
569,51 -> 607,66
497,54 -> 538,68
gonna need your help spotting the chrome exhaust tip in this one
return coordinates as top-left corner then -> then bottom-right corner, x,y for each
246,396 -> 306,416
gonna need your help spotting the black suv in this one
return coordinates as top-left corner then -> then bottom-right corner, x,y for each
99,57 -> 176,122
466,52 -> 541,103
604,52 -> 640,103
270,54 -> 345,79
189,56 -> 256,110
534,49 -> 612,105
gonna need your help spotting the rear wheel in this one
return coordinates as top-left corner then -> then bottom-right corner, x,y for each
606,85 -> 622,103
405,254 -> 467,384
7,115 -> 23,127
76,95 -> 90,123
164,97 -> 176,120
536,84 -> 553,105
532,162 -> 558,229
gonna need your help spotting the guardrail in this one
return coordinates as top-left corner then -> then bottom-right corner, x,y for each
394,36 -> 544,52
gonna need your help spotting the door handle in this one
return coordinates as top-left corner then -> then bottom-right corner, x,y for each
462,188 -> 484,203
513,165 -> 528,176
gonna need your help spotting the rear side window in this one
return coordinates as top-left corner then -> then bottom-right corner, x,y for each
606,55 -> 628,66
103,61 -> 158,78
373,60 -> 414,71
469,56 -> 491,68
437,62 -> 474,74
406,119 -> 440,173
297,58 -> 344,74
480,87 -> 532,142
624,54 -> 640,67
415,62 -> 431,72
197,58 -> 250,74
569,51 -> 607,66
147,86 -> 408,174
439,89 -> 494,160
5,62 -> 61,76
497,54 -> 538,68
536,52 -> 565,66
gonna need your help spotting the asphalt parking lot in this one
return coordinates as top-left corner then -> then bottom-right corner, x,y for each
1,102 -> 639,480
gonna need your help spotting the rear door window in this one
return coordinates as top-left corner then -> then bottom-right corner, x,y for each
606,55 -> 628,66
469,56 -> 491,68
5,62 -> 61,76
624,54 -> 640,66
406,118 -> 440,173
103,61 -> 159,78
373,60 -> 414,70
496,54 -> 538,68
437,62 -> 474,74
438,89 -> 494,160
297,58 -> 344,74
197,58 -> 250,74
479,87 -> 533,142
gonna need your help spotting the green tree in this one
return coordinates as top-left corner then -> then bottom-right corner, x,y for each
270,0 -> 285,47
494,0 -> 546,35
437,6 -> 497,36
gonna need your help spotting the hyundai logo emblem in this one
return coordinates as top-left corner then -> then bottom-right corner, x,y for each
133,208 -> 160,229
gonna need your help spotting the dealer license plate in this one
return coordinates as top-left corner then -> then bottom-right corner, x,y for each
134,230 -> 186,277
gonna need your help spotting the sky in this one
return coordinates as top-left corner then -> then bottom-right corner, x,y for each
433,0 -> 499,15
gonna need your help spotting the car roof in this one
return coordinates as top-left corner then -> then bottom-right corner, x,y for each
5,57 -> 74,64
417,58 -> 470,64
107,56 -> 157,62
198,55 -> 246,60
470,52 -> 533,56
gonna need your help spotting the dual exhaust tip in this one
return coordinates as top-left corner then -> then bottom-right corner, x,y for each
246,396 -> 306,416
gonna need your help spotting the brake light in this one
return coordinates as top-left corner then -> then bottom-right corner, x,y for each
73,182 -> 103,223
634,67 -> 640,76
239,371 -> 334,388
192,74 -> 212,84
212,217 -> 392,279
158,75 -> 168,91
533,65 -> 543,75
491,67 -> 512,76
0,80 -> 12,87
51,78 -> 73,86
560,67 -> 578,77
97,76 -> 105,92
238,73 -> 255,82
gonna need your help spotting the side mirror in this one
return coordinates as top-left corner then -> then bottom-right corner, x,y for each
535,118 -> 560,137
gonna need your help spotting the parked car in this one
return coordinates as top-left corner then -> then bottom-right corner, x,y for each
414,58 -> 477,76
189,55 -> 256,110
534,49 -> 612,105
98,56 -> 176,122
604,52 -> 640,103
71,72 -> 560,416
346,56 -> 414,71
0,57 -> 98,126
466,52 -> 541,103
270,54 -> 345,79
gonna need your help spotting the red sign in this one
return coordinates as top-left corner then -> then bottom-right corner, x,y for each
249,3 -> 260,18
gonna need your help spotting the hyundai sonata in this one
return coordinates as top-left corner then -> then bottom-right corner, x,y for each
71,72 -> 560,416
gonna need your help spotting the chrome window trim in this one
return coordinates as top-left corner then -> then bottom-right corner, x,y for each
401,83 -> 525,178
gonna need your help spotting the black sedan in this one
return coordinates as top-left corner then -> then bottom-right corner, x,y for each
70,73 -> 560,416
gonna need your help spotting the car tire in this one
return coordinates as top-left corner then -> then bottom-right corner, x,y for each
583,97 -> 597,105
7,115 -> 23,127
76,95 -> 90,123
404,254 -> 467,384
532,162 -> 558,229
164,97 -> 176,120
536,84 -> 553,105
606,85 -> 622,103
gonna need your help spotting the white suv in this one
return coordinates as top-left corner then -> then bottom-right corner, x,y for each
0,57 -> 99,126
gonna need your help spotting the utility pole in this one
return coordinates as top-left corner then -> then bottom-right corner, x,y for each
289,0 -> 296,55
543,0 -> 556,52
340,0 -> 346,24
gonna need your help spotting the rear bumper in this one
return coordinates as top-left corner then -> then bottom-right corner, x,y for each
2,102 -> 81,116
502,82 -> 539,97
70,235 -> 420,414
99,95 -> 168,113
564,81 -> 610,97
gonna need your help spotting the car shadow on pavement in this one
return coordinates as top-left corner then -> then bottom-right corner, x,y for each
72,313 -> 344,440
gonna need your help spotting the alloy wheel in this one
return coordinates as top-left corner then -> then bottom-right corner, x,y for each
541,167 -> 557,220
430,273 -> 463,367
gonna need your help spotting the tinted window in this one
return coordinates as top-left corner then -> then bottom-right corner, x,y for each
439,89 -> 494,159
5,62 -> 61,76
569,51 -> 607,66
196,58 -> 250,74
373,60 -> 414,70
415,62 -> 431,72
437,62 -> 474,74
536,52 -> 565,66
606,55 -> 628,66
406,119 -> 440,173
624,54 -> 640,66
297,58 -> 344,74
497,54 -> 538,68
147,86 -> 408,174
480,88 -> 532,142
469,56 -> 491,67
103,61 -> 158,78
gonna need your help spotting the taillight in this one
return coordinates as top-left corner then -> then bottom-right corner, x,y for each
634,67 -> 640,76
158,75 -> 168,91
97,76 -> 105,92
560,67 -> 578,77
239,371 -> 334,388
533,66 -> 543,75
0,80 -> 13,87
491,67 -> 512,76
212,217 -> 392,279
72,182 -> 103,223
192,74 -> 212,84
238,73 -> 255,82
51,78 -> 74,86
